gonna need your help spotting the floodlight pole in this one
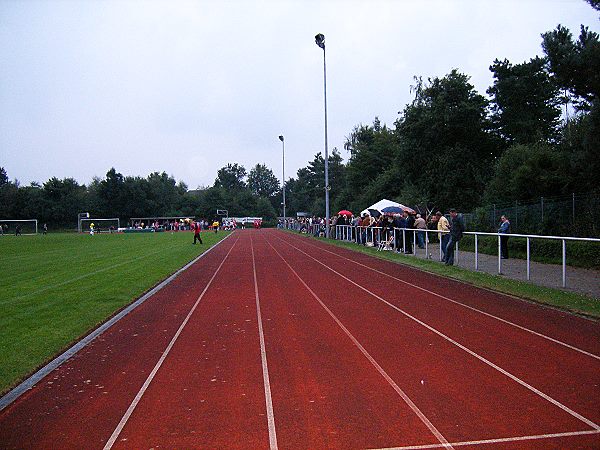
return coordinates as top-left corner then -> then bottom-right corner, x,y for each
279,135 -> 286,222
315,33 -> 330,238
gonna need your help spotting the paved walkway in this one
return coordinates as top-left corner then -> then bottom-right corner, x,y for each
407,244 -> 600,299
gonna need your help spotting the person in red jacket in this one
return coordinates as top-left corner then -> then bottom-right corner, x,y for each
192,221 -> 203,244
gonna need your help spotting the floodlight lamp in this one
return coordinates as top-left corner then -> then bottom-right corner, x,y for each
278,135 -> 284,142
315,33 -> 325,49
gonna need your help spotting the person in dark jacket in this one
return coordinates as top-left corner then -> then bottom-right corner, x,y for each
498,215 -> 510,259
405,211 -> 415,254
445,208 -> 465,265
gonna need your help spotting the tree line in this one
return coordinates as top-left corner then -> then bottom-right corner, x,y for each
1,4 -> 598,232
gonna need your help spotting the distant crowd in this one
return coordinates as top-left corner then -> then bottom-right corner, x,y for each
279,208 -> 511,265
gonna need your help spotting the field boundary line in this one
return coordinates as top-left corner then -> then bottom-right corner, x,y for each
250,236 -> 278,450
264,235 -> 453,449
282,232 -> 600,361
276,234 -> 600,432
103,235 -> 239,449
0,233 -> 233,413
371,428 -> 600,449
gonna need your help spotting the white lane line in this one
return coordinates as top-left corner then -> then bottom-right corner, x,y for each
264,236 -> 453,449
250,236 -> 279,450
103,237 -> 239,450
371,428 -> 600,449
283,232 -> 600,361
276,235 -> 600,432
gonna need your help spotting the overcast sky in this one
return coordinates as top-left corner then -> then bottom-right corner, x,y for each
1,0 -> 597,189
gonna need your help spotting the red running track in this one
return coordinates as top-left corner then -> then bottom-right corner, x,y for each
0,229 -> 599,449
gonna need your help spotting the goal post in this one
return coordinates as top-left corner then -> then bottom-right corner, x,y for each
80,218 -> 120,233
0,219 -> 38,236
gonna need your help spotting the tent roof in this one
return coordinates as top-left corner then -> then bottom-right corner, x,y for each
360,199 -> 414,216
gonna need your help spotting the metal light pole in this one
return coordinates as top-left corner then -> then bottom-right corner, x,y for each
278,135 -> 286,223
315,33 -> 330,238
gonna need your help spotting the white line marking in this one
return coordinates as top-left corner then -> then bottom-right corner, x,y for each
103,237 -> 239,450
283,232 -> 600,361
370,429 -> 600,449
264,236 -> 453,449
276,234 -> 600,432
250,236 -> 278,450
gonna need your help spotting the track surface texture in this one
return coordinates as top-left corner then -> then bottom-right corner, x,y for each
1,229 -> 598,449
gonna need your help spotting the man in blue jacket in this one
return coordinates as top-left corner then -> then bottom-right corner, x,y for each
498,215 -> 511,259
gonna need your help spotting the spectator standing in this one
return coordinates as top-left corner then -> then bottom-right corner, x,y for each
445,208 -> 465,265
405,211 -> 415,254
436,211 -> 450,261
414,214 -> 426,248
498,215 -> 511,259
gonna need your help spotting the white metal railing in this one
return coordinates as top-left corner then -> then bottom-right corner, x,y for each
329,225 -> 600,288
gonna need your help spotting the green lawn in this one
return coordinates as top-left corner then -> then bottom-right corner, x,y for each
0,230 -> 228,395
296,233 -> 600,318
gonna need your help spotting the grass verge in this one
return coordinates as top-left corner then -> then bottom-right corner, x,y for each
295,233 -> 599,319
0,230 -> 228,395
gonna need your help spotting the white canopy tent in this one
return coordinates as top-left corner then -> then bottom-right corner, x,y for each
360,199 -> 414,216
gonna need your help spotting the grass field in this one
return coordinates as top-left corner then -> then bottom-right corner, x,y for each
0,230 -> 228,395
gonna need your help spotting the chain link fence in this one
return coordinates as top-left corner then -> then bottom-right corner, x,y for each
464,191 -> 600,238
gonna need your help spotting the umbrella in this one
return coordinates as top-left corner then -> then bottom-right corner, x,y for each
337,210 -> 353,216
367,208 -> 381,218
382,205 -> 416,215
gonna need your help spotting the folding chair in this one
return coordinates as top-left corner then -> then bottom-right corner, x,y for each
377,234 -> 394,251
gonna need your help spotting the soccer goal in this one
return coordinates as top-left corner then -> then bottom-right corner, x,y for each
80,218 -> 120,233
0,219 -> 38,236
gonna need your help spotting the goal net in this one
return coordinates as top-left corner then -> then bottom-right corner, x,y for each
80,218 -> 120,233
0,219 -> 38,236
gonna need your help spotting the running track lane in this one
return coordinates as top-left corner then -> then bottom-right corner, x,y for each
277,230 -> 600,424
103,234 -> 274,448
0,235 -> 238,449
267,229 -> 600,448
250,233 -> 450,449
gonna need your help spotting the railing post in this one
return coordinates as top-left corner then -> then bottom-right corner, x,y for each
475,234 -> 478,271
562,239 -> 567,288
498,234 -> 502,274
413,230 -> 417,255
425,230 -> 429,258
402,229 -> 406,253
439,232 -> 443,261
526,237 -> 531,281
456,241 -> 459,264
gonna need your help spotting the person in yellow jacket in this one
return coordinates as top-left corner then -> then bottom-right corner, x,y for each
212,220 -> 219,233
436,211 -> 450,261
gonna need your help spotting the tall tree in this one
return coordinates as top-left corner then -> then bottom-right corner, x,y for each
395,70 -> 498,211
247,163 -> 280,199
42,177 -> 87,226
0,167 -> 8,186
214,163 -> 247,191
487,57 -> 561,145
343,118 -> 397,210
542,24 -> 600,110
